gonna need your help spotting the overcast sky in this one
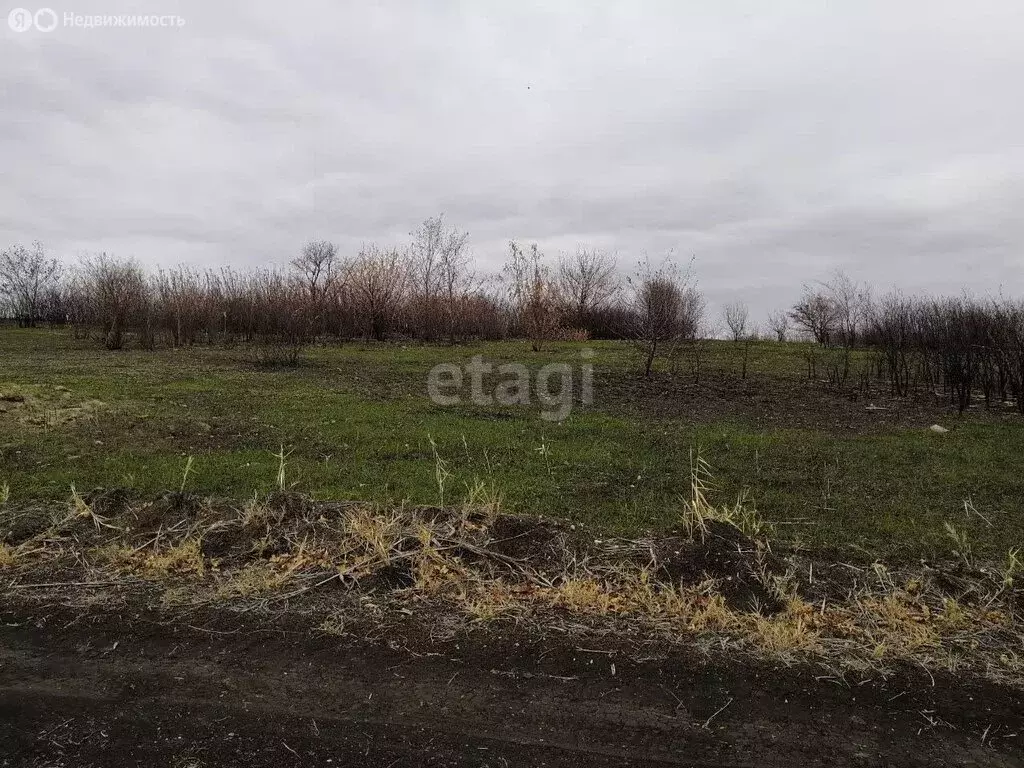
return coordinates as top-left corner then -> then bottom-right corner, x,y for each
2,1 -> 1022,324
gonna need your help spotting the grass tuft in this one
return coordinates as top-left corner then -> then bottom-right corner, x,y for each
682,448 -> 773,540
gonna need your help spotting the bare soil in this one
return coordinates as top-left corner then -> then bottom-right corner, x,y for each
594,368 -> 1009,433
2,496 -> 1023,766
1,601 -> 1021,768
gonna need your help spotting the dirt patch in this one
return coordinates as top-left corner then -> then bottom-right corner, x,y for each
486,514 -> 589,567
653,521 -> 785,613
129,490 -> 214,533
0,504 -> 50,544
0,602 -> 1022,767
594,368 -> 1011,433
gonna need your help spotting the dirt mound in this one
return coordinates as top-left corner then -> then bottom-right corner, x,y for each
480,516 -> 789,613
3,491 -> 1022,684
486,515 -> 588,567
0,505 -> 50,545
654,521 -> 786,613
1,492 -> 789,607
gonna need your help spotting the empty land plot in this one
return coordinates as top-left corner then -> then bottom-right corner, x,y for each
1,327 -> 1022,560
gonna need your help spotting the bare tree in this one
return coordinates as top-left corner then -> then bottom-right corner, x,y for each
407,215 -> 475,342
789,286 -> 839,344
722,300 -> 749,341
408,216 -> 445,339
79,253 -> 150,350
558,248 -> 619,330
291,239 -> 342,339
292,240 -> 340,305
627,257 -> 703,378
0,241 -> 62,327
348,245 -> 409,341
503,241 -> 562,351
788,273 -> 872,347
766,310 -> 789,342
823,270 -> 871,347
436,221 -> 473,343
248,269 -> 312,365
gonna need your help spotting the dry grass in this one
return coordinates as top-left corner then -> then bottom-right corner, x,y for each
144,539 -> 206,576
682,449 -> 774,541
751,599 -> 821,653
1,478 -> 1021,683
216,563 -> 288,598
0,382 -> 107,429
999,547 -> 1021,590
0,542 -> 16,568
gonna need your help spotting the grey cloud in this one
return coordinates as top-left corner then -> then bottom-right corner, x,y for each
2,0 -> 1023,324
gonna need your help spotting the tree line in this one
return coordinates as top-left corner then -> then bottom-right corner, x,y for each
0,217 -> 703,370
3,219 -> 1023,412
762,272 -> 1024,414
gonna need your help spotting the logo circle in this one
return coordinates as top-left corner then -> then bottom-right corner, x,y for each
7,8 -> 33,31
34,8 -> 57,32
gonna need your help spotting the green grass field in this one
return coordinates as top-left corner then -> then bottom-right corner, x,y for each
1,327 -> 1022,560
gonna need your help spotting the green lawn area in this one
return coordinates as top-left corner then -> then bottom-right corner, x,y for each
1,327 -> 1022,561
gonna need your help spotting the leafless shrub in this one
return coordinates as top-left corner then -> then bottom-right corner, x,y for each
865,291 -> 916,396
78,254 -> 151,350
558,248 -> 619,335
789,286 -> 839,345
458,287 -> 506,340
249,269 -> 312,366
503,241 -> 563,351
626,257 -> 704,378
766,310 -> 789,342
822,345 -> 852,390
0,241 -> 62,327
722,300 -> 749,341
14,229 -> 1024,409
348,245 -> 409,341
856,293 -> 1024,412
151,267 -> 214,347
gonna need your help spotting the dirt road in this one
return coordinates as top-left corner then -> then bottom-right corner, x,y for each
1,604 -> 1021,767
